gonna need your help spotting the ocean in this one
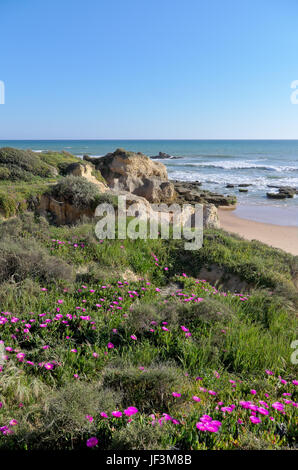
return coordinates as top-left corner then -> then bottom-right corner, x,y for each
1,140 -> 298,222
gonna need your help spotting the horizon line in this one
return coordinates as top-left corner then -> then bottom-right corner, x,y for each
1,138 -> 298,142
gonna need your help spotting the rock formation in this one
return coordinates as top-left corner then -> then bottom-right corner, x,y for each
83,148 -> 175,203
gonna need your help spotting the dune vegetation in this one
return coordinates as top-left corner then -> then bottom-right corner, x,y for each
0,210 -> 297,450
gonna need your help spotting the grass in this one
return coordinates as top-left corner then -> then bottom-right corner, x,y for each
0,213 -> 297,450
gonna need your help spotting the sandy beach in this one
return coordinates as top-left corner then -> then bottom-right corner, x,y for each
218,207 -> 298,256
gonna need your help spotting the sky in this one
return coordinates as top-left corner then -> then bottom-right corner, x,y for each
0,0 -> 298,139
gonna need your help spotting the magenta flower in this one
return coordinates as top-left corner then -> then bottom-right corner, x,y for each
112,411 -> 122,418
130,335 -> 137,341
272,402 -> 284,412
107,342 -> 114,349
86,437 -> 98,448
85,415 -> 93,422
172,392 -> 181,398
180,326 -> 189,332
9,419 -> 18,426
192,396 -> 201,402
124,406 -> 138,416
250,416 -> 261,424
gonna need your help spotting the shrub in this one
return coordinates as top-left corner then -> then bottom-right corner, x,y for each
0,193 -> 17,217
109,420 -> 170,450
126,301 -> 180,334
50,176 -> 100,209
177,297 -> 234,327
102,364 -> 187,412
0,238 -> 74,283
0,212 -> 50,240
0,167 -> 11,179
0,147 -> 55,180
2,382 -> 121,450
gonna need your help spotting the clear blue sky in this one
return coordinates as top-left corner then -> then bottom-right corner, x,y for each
0,0 -> 298,139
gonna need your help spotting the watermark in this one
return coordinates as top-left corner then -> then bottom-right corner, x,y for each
290,340 -> 298,364
0,80 -> 5,104
0,341 -> 5,367
94,195 -> 203,250
290,80 -> 298,104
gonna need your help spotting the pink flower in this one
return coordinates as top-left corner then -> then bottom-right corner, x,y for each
100,412 -> 108,419
172,392 -> 181,398
130,335 -> 137,341
292,380 -> 298,386
112,411 -> 122,418
192,396 -> 200,402
250,389 -> 257,395
107,342 -> 114,349
180,326 -> 189,332
124,406 -> 138,416
272,402 -> 284,412
86,437 -> 98,448
250,416 -> 261,424
85,415 -> 93,422
9,419 -> 18,426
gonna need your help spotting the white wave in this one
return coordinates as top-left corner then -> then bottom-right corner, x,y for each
181,160 -> 298,171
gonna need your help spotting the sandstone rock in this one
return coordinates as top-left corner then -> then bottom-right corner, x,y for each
37,194 -> 94,225
65,162 -> 107,192
203,204 -> 220,229
84,148 -> 175,203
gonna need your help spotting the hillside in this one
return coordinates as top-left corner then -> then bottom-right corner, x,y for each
0,148 -> 297,450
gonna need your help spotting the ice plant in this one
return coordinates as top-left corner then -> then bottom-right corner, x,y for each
86,437 -> 98,448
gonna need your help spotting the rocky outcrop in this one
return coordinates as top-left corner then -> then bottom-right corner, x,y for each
83,148 -> 175,203
150,152 -> 181,160
267,186 -> 297,199
172,180 -> 236,207
37,194 -> 95,225
203,204 -> 220,229
65,162 -> 107,192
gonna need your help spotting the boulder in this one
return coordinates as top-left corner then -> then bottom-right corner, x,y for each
84,148 -> 175,203
65,162 -> 107,192
151,152 -> 181,160
266,192 -> 287,199
203,204 -> 220,229
171,181 -> 236,207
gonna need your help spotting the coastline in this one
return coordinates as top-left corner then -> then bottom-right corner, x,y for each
218,207 -> 298,255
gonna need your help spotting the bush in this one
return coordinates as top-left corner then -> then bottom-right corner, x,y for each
102,364 -> 187,412
0,147 -> 55,180
0,193 -> 17,217
126,301 -> 180,334
177,297 -> 234,327
0,212 -> 50,240
0,238 -> 74,283
50,176 -> 100,209
109,420 -> 170,450
2,382 -> 122,450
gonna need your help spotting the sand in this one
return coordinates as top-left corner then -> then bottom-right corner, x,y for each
218,208 -> 298,256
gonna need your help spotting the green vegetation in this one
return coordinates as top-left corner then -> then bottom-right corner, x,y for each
49,176 -> 101,209
0,212 -> 297,450
0,148 -> 296,450
39,151 -> 82,175
0,147 -> 56,180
